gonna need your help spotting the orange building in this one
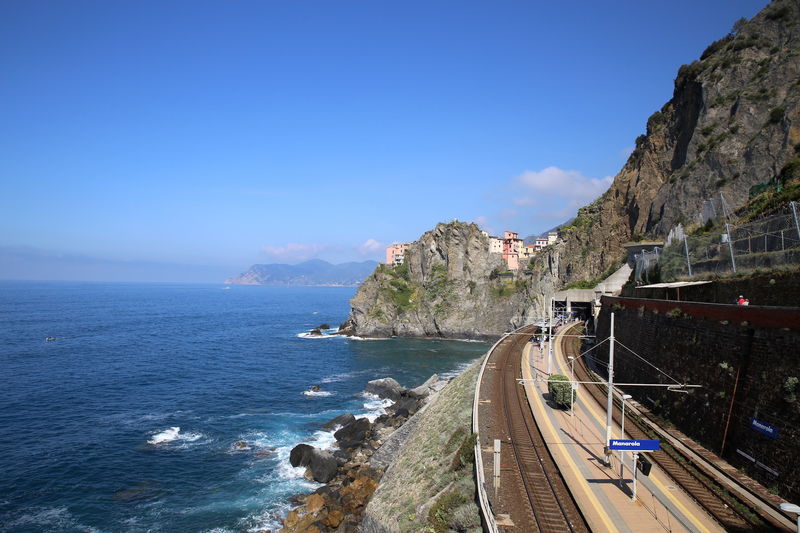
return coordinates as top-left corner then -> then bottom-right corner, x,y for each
385,243 -> 410,265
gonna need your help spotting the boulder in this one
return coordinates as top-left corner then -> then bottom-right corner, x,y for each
309,328 -> 323,336
410,373 -> 441,396
317,323 -> 330,330
290,444 -> 338,483
365,377 -> 405,401
290,443 -> 314,467
388,394 -> 422,416
323,413 -> 355,431
307,450 -> 338,483
334,417 -> 372,450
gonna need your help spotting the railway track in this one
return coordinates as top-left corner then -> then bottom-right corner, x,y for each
490,325 -> 589,533
561,323 -> 779,532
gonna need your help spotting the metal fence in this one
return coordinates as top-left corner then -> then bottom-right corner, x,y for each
637,202 -> 800,283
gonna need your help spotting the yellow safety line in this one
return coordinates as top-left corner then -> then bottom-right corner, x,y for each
521,344 -> 618,532
551,328 -> 713,533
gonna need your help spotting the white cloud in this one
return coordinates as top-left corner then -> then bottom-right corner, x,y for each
515,167 -> 612,206
355,238 -> 384,257
260,242 -> 328,262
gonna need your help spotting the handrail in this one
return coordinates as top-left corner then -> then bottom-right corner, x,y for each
473,331 -> 510,533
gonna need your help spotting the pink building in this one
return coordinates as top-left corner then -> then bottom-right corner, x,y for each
385,243 -> 410,266
502,231 -> 522,270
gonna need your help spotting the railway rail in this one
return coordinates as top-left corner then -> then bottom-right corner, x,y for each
561,323 -> 786,532
482,325 -> 589,533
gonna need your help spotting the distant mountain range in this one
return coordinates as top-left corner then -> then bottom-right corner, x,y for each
225,259 -> 378,286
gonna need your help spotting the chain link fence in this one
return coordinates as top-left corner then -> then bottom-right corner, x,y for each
635,202 -> 800,283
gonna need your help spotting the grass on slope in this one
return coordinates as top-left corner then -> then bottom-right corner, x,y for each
365,359 -> 482,533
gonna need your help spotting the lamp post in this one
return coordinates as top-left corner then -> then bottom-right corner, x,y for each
620,394 -> 632,487
568,356 -> 576,417
780,503 -> 800,533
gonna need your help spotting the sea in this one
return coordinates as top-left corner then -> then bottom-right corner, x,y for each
0,282 -> 488,533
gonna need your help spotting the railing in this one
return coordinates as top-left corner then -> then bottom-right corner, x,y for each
473,332 -> 509,533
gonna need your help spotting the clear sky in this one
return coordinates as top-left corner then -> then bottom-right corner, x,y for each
0,0 -> 768,281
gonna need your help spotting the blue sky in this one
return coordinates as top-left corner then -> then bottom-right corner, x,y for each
1,0 -> 768,281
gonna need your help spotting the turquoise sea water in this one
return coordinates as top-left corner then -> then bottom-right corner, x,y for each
0,282 -> 488,532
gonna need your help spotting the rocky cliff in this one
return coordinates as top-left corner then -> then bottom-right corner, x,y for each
345,222 -> 544,339
346,0 -> 800,339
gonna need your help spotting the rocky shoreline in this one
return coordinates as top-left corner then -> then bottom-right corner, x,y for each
278,374 -> 450,532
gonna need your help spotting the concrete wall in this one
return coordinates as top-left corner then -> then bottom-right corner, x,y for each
595,296 -> 800,500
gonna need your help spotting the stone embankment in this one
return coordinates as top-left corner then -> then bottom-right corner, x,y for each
279,369 -> 470,533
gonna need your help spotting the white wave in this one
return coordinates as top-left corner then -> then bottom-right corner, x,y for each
319,371 -> 355,384
302,389 -> 333,397
148,427 -> 181,445
309,429 -> 338,451
359,392 -> 394,422
439,359 -> 477,380
296,329 -> 341,339
147,427 -> 206,446
4,506 -> 103,532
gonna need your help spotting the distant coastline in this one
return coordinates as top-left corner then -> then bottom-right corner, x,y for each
225,259 -> 377,287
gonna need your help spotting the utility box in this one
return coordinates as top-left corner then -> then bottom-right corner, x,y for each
637,455 -> 652,476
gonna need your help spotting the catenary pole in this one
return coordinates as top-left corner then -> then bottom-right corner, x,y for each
547,297 -> 553,375
726,223 -> 737,272
605,312 -> 615,466
683,235 -> 692,277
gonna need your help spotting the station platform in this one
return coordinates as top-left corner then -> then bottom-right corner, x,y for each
521,328 -> 726,533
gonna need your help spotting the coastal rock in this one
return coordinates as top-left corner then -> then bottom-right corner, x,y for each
365,377 -> 405,401
410,373 -> 442,397
322,413 -> 355,431
289,444 -> 338,483
289,444 -> 314,468
334,418 -> 371,450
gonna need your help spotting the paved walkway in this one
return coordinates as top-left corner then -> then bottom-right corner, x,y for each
521,327 -> 726,533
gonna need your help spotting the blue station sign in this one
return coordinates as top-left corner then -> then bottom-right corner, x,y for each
750,418 -> 779,439
608,439 -> 661,451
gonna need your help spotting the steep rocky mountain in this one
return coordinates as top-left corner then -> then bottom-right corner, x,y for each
226,259 -> 377,286
346,0 -> 800,339
346,223 -> 537,339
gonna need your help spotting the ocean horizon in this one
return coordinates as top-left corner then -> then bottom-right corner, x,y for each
0,281 -> 488,532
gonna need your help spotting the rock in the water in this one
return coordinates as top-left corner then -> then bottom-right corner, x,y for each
365,377 -> 405,401
309,328 -> 323,336
317,323 -> 330,330
290,443 -> 314,467
290,443 -> 338,482
307,450 -> 338,483
334,417 -> 371,449
323,413 -> 355,431
232,440 -> 250,450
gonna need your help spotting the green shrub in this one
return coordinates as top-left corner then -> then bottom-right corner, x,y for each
765,6 -> 790,21
428,490 -> 469,533
450,432 -> 477,471
548,374 -> 573,408
784,376 -> 798,403
667,308 -> 683,319
768,107 -> 785,124
779,157 -> 800,184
